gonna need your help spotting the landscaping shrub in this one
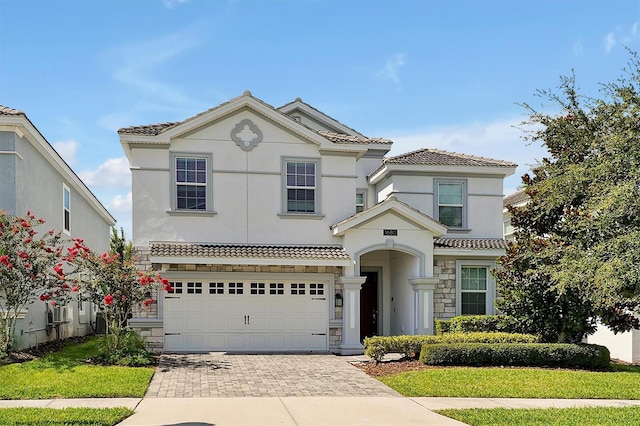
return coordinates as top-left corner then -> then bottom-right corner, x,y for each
93,330 -> 156,366
419,342 -> 610,370
447,315 -> 521,334
435,319 -> 451,335
364,332 -> 539,362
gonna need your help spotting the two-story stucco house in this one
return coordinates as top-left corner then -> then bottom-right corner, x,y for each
0,105 -> 115,349
120,92 -> 516,354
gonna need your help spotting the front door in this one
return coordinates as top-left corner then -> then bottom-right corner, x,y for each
360,271 -> 378,340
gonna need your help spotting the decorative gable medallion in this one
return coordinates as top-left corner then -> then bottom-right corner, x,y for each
231,119 -> 263,151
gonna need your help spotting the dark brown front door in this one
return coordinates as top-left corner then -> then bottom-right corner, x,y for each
360,271 -> 378,340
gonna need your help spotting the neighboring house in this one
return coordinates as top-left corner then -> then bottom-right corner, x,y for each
502,189 -> 529,240
0,105 -> 115,349
503,189 -> 640,363
120,91 -> 516,354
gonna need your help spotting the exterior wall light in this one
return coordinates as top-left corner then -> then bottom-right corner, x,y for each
335,293 -> 343,307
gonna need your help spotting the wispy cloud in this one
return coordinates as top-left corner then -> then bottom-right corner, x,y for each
376,53 -> 405,85
105,192 -> 132,239
387,117 -> 549,195
164,0 -> 188,8
573,40 -> 583,57
52,139 -> 78,166
603,21 -> 639,54
99,27 -> 208,130
604,32 -> 616,53
79,157 -> 131,190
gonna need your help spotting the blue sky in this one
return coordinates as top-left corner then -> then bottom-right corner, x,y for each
2,0 -> 639,238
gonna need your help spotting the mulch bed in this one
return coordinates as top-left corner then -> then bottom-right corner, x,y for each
354,359 -> 432,377
1,336 -> 89,365
354,358 -> 638,377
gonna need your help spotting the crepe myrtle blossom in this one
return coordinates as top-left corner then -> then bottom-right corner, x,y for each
64,237 -> 171,351
0,211 -> 67,355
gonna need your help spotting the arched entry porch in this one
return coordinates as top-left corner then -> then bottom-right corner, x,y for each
330,197 -> 446,354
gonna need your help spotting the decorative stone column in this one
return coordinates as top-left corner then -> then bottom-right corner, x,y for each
338,276 -> 367,355
409,278 -> 439,335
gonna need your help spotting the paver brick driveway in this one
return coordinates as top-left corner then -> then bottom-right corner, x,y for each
146,353 -> 400,398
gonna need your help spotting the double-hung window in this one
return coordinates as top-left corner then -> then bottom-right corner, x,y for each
435,179 -> 466,228
356,191 -> 365,213
170,152 -> 213,212
283,158 -> 320,214
62,184 -> 71,234
456,261 -> 495,316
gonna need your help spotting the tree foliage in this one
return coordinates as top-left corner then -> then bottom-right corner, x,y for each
495,52 -> 640,343
66,228 -> 171,355
0,211 -> 71,355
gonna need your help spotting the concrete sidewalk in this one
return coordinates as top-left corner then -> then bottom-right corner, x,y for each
4,397 -> 640,425
116,397 -> 466,425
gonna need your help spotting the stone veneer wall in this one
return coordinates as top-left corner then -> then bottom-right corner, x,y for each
131,247 -> 344,352
433,259 -> 457,320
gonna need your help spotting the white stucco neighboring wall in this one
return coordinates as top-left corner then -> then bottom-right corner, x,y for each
0,114 -> 114,351
588,323 -> 640,364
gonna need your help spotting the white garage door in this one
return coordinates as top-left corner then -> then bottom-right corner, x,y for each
163,278 -> 328,352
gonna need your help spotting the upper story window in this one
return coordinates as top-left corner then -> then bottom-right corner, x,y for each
170,152 -> 213,213
356,191 -> 365,213
284,159 -> 320,214
62,184 -> 70,234
435,179 -> 467,228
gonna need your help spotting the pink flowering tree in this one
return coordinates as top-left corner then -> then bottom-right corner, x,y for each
64,235 -> 171,353
0,211 -> 73,357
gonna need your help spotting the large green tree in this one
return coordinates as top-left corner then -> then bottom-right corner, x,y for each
495,52 -> 640,343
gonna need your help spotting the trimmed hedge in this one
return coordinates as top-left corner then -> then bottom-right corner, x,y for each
363,332 -> 540,362
437,315 -> 522,334
419,342 -> 611,370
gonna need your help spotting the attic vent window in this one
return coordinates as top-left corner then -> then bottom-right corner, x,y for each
231,119 -> 263,151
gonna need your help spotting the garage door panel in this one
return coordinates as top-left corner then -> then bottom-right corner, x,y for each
164,278 -> 329,352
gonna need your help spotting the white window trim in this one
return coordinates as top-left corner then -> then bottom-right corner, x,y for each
455,260 -> 495,316
62,183 -> 71,235
169,152 -> 214,214
356,189 -> 366,213
434,178 -> 468,230
280,156 -> 323,218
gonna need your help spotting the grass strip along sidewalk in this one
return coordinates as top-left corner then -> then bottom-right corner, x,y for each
436,406 -> 640,426
0,407 -> 133,426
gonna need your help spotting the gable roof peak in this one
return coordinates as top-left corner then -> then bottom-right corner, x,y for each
242,90 -> 252,97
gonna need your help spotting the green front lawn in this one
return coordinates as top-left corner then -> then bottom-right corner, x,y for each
0,407 -> 133,426
0,337 -> 154,399
379,364 -> 640,399
436,406 -> 640,426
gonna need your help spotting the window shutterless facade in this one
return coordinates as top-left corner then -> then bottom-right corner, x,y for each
356,191 -> 365,213
435,179 -> 467,228
170,152 -> 213,213
456,260 -> 495,316
281,157 -> 321,215
62,183 -> 70,234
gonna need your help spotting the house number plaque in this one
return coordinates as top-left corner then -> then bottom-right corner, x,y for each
383,229 -> 398,236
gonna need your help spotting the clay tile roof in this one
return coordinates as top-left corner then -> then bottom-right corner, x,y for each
316,130 -> 393,145
118,122 -> 180,136
503,189 -> 530,207
150,242 -> 351,260
0,106 -> 25,116
383,148 -> 518,168
434,238 -> 507,250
